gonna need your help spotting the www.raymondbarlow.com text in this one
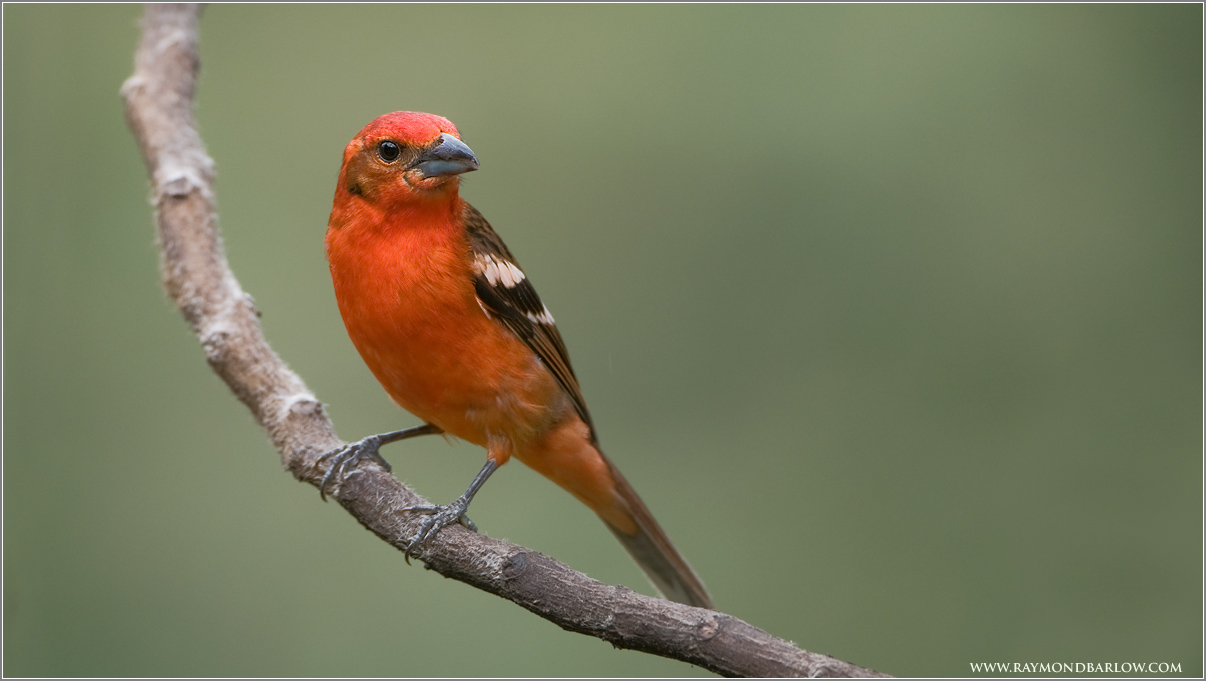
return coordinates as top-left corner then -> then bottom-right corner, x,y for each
970,662 -> 1182,674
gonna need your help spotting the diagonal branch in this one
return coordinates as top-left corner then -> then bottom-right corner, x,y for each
120,4 -> 888,678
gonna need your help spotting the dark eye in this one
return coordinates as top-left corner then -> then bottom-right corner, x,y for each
377,140 -> 401,163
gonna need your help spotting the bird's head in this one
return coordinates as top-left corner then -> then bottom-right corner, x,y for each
337,111 -> 478,207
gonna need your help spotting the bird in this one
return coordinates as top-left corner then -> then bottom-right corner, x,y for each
319,111 -> 711,609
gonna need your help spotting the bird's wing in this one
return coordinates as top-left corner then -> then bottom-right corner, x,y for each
462,203 -> 597,442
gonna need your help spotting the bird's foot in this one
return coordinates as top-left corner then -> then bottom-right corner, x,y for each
314,434 -> 393,501
402,496 -> 478,562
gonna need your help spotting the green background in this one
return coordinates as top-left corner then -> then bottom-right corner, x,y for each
4,4 -> 1201,677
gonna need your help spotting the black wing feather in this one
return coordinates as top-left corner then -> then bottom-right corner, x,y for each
463,203 -> 597,442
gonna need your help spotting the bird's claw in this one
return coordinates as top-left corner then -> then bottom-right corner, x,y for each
314,435 -> 392,501
402,498 -> 478,563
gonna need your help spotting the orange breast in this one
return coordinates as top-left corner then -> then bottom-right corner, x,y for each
326,208 -> 568,460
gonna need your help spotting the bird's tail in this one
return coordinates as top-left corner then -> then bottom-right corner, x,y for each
599,456 -> 713,609
516,421 -> 712,609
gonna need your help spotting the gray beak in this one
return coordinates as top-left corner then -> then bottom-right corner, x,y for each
410,132 -> 479,178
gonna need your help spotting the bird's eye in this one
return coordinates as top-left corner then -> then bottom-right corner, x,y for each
377,140 -> 401,163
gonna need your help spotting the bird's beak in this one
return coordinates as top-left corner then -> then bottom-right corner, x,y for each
410,133 -> 479,178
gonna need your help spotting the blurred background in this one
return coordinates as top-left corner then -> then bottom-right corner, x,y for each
4,4 -> 1201,677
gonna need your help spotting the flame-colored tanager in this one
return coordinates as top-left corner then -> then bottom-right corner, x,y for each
319,111 -> 711,609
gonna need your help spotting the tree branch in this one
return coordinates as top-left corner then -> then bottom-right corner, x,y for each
121,4 -> 888,678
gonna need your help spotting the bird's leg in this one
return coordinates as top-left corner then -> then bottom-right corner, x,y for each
403,458 -> 500,561
315,423 -> 442,501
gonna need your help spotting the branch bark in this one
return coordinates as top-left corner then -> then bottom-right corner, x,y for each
121,4 -> 888,678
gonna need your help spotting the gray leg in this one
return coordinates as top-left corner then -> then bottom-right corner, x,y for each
315,423 -> 442,500
402,458 -> 500,561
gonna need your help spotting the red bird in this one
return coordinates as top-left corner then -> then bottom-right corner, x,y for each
320,111 -> 711,609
